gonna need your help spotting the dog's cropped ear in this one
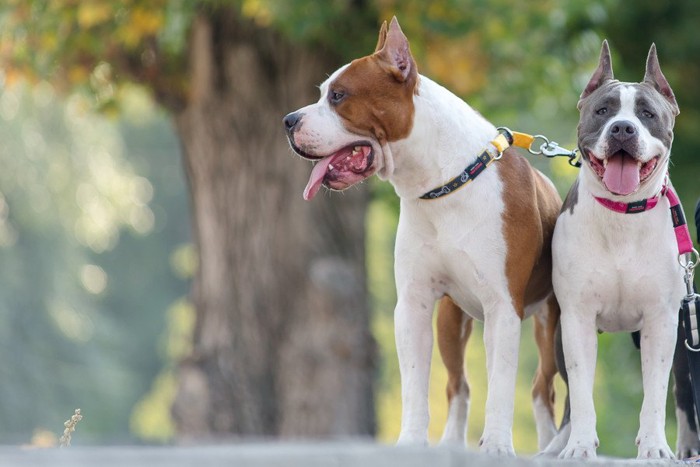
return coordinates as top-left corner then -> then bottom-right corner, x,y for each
579,40 -> 614,104
644,44 -> 679,116
375,20 -> 388,53
376,17 -> 417,83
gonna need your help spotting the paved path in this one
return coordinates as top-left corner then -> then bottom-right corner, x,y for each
0,442 -> 688,466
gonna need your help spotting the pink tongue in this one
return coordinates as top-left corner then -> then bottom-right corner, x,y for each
303,156 -> 333,201
602,153 -> 640,196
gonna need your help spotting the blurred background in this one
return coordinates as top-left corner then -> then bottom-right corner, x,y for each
0,0 -> 698,458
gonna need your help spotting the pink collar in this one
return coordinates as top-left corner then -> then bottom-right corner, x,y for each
593,183 -> 694,255
593,192 -> 662,214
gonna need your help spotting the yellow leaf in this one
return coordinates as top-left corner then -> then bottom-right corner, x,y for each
242,0 -> 272,27
424,34 -> 486,96
40,33 -> 58,51
131,7 -> 164,36
77,3 -> 113,29
117,7 -> 164,48
68,66 -> 90,85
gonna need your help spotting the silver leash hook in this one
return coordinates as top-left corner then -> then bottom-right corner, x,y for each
680,249 -> 699,298
679,248 -> 699,271
529,136 -> 582,167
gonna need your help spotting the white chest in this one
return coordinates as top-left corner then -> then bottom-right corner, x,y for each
394,170 -> 508,321
553,191 -> 685,332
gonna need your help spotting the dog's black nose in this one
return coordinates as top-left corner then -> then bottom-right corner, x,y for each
283,112 -> 302,134
609,120 -> 637,141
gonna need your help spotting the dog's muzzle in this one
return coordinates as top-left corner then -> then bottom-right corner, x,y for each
283,111 -> 302,136
606,120 -> 640,156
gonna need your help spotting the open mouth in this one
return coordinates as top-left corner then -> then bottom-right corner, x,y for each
300,142 -> 375,200
288,139 -> 324,162
587,150 -> 660,196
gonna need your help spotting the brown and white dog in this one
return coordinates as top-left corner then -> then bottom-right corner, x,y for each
283,18 -> 563,454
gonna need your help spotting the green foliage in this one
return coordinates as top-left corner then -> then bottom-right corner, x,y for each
241,0 -> 379,60
0,0 -> 194,110
0,0 -> 377,109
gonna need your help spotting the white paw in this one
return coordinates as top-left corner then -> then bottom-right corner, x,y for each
479,436 -> 514,457
675,420 -> 700,459
637,442 -> 675,460
538,422 -> 571,458
558,439 -> 598,460
637,433 -> 675,460
438,436 -> 466,447
396,432 -> 428,446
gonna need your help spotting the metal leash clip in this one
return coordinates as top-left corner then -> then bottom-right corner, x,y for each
527,135 -> 581,168
681,248 -> 700,352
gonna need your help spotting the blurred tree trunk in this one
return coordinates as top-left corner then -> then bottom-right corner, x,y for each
169,9 -> 375,438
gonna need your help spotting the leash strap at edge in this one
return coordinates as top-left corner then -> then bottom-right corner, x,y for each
682,296 -> 700,451
684,294 -> 700,349
681,267 -> 700,437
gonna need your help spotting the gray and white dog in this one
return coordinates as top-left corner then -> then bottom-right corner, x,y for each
550,41 -> 686,459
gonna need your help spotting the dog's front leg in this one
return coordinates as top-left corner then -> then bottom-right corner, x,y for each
559,309 -> 599,459
636,312 -> 677,459
480,305 -> 521,456
395,289 -> 435,445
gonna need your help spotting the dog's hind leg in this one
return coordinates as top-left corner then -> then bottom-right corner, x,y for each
538,311 -> 571,457
538,324 -> 571,457
531,294 -> 560,451
436,295 -> 472,446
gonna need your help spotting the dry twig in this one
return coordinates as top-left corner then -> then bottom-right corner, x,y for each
59,409 -> 83,448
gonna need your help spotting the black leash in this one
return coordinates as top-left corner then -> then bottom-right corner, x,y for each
681,199 -> 700,427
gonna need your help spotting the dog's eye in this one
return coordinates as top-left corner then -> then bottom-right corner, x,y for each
596,107 -> 607,115
329,90 -> 346,105
642,110 -> 654,118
